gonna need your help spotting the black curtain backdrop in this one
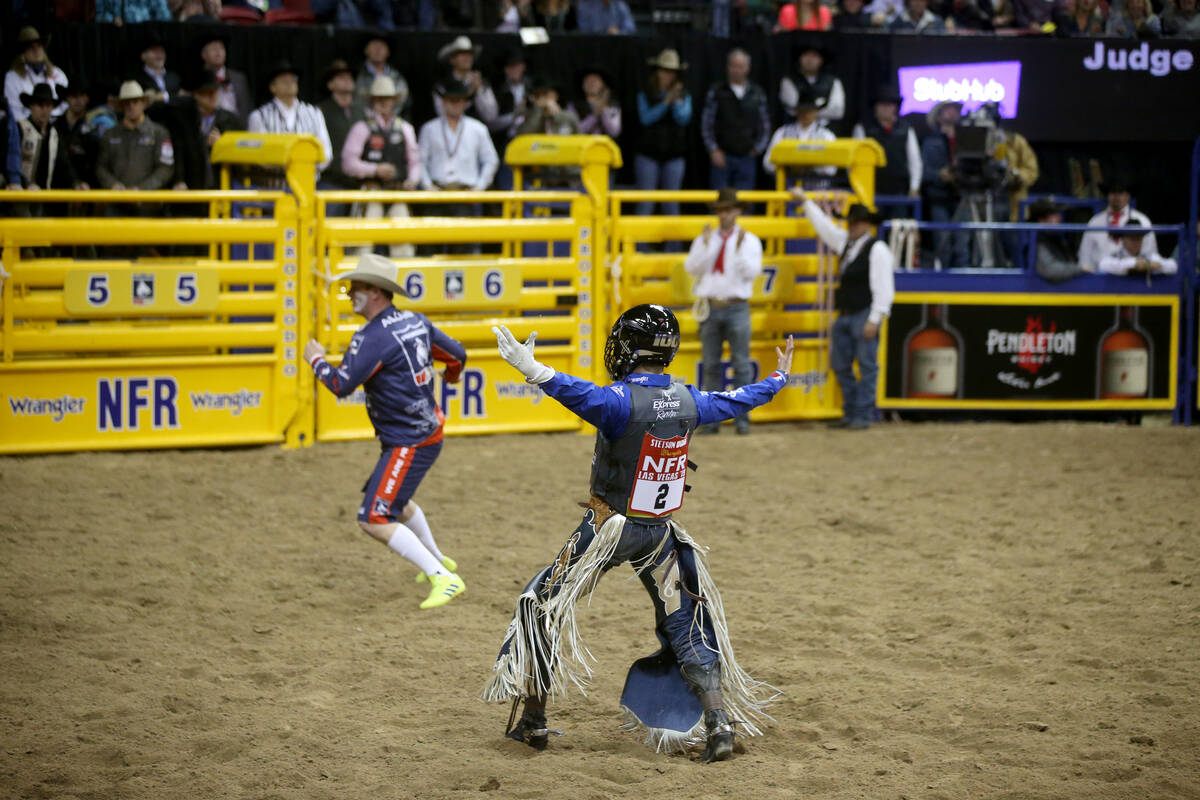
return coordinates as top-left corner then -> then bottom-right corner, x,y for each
16,24 -> 1200,224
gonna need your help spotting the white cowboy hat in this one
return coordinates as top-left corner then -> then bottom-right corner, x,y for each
117,81 -> 147,102
437,35 -> 481,62
334,253 -> 406,296
368,75 -> 401,98
646,48 -> 687,71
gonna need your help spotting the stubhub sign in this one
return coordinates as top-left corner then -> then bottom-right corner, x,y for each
897,61 -> 1021,119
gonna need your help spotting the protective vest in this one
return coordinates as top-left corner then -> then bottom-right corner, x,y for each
863,121 -> 911,195
590,379 -> 697,518
361,116 -> 408,183
17,117 -> 58,187
835,236 -> 875,314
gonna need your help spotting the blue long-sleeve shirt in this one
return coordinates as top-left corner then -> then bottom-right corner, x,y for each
637,92 -> 692,128
311,307 -> 466,447
540,370 -> 787,441
576,0 -> 637,33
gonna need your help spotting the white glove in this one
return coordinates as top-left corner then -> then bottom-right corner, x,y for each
492,325 -> 554,384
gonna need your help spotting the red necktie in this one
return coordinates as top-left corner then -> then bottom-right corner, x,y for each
713,230 -> 733,274
1110,210 -> 1120,226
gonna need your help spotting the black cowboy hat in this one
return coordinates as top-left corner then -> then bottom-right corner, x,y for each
19,82 -> 57,107
1027,197 -> 1065,221
709,187 -> 747,211
1119,219 -> 1151,237
197,30 -> 230,51
322,58 -> 354,83
139,32 -> 168,53
794,82 -> 828,112
797,42 -> 833,63
503,47 -> 527,67
265,59 -> 301,83
1100,175 -> 1136,195
575,63 -> 614,90
62,78 -> 91,98
185,69 -> 222,93
530,74 -> 559,94
842,203 -> 882,225
872,84 -> 902,105
437,77 -> 472,99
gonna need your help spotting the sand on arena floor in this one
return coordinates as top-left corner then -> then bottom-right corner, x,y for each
1,421 -> 1198,800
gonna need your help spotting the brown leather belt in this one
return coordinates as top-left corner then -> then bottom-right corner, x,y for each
579,494 -> 618,526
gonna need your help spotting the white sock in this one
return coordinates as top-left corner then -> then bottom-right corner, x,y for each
405,503 -> 446,564
386,524 -> 448,576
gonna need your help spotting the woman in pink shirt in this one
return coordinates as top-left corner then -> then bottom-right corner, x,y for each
777,0 -> 833,29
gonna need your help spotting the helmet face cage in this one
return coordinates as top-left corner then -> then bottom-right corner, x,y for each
603,304 -> 680,380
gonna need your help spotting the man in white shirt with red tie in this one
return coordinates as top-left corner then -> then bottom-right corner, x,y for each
684,187 -> 763,435
1078,177 -> 1156,273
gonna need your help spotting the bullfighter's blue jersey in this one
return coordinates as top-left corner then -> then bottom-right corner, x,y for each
311,307 -> 467,447
538,370 -> 788,440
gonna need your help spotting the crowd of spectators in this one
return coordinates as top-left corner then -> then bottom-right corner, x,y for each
0,15 -> 1187,275
16,0 -> 1200,37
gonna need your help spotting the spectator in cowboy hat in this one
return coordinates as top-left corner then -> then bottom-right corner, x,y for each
95,0 -> 172,23
762,82 -> 836,185
14,83 -> 85,203
182,70 -> 243,189
355,34 -> 409,119
54,79 -> 100,188
342,75 -> 420,258
1078,175 -> 1155,272
319,59 -> 367,206
432,36 -> 498,124
1098,220 -> 1177,276
417,79 -> 500,252
634,48 -> 692,222
684,187 -> 763,434
778,43 -> 843,124
1028,198 -> 1087,283
517,76 -> 581,188
138,34 -> 181,102
577,0 -> 636,33
95,80 -> 174,199
198,32 -> 251,120
247,60 -> 333,174
488,48 -> 533,177
852,84 -> 922,214
5,27 -> 69,122
921,98 -> 966,268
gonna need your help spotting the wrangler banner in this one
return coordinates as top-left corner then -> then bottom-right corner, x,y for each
879,293 -> 1178,410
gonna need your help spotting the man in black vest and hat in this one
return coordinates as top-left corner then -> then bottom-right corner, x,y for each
779,44 -> 844,126
792,186 -> 895,430
851,85 -> 921,218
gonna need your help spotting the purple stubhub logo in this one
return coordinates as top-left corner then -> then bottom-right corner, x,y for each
897,61 -> 1022,119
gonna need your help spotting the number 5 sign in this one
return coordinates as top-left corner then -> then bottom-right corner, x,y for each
65,269 -> 219,315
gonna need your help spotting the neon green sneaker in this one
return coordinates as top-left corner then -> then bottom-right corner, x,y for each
419,573 -> 466,610
415,556 -> 458,583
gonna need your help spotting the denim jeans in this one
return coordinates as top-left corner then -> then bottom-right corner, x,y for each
929,200 -> 969,268
830,307 -> 879,424
634,154 -> 686,217
699,301 -> 752,426
710,154 -> 756,193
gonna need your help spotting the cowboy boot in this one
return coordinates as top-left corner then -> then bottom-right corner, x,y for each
506,695 -> 552,751
681,662 -> 735,763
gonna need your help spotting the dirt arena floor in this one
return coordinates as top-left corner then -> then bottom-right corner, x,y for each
2,421 -> 1199,800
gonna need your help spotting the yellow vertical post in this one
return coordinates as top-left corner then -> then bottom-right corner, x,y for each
503,135 -> 622,386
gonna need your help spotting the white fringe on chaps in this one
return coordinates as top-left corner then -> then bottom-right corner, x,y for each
482,512 -> 778,755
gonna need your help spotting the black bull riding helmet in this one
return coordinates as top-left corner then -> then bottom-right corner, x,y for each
604,304 -> 681,380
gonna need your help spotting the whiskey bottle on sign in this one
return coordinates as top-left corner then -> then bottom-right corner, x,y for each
1098,305 -> 1151,398
903,303 -> 963,398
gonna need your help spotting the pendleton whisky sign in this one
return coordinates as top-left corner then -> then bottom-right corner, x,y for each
879,293 -> 1178,410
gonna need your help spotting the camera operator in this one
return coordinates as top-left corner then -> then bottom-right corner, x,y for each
947,105 -> 1014,267
921,99 -> 968,268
